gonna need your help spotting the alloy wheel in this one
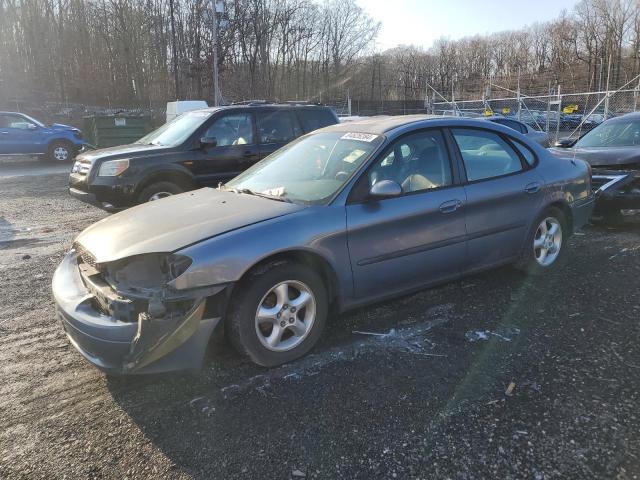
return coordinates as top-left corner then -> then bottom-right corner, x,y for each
53,146 -> 69,161
255,280 -> 316,352
533,217 -> 562,267
148,192 -> 173,201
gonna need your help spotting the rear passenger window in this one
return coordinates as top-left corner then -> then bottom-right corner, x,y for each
512,140 -> 536,166
297,109 -> 336,132
452,128 -> 523,182
257,111 -> 300,144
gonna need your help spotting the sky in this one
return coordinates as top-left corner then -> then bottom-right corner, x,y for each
356,0 -> 581,51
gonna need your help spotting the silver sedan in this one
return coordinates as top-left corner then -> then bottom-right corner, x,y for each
53,115 -> 594,374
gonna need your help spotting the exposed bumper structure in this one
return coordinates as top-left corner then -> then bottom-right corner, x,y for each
53,250 -> 223,375
592,169 -> 640,220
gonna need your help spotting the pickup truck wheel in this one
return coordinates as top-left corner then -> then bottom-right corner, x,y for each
226,261 -> 328,367
47,141 -> 74,162
516,207 -> 567,275
137,181 -> 184,203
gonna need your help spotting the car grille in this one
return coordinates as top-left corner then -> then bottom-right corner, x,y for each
74,244 -> 104,272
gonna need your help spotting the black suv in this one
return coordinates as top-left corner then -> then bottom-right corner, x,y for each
68,103 -> 339,210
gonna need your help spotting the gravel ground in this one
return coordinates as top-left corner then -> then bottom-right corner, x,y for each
1,160 -> 639,479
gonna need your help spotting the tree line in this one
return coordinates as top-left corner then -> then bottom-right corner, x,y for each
0,0 -> 639,110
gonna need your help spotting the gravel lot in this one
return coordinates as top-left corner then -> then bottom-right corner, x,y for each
1,157 -> 639,479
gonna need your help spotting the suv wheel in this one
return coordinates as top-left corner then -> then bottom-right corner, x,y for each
137,181 -> 184,203
48,141 -> 74,162
226,260 -> 328,367
516,207 -> 567,275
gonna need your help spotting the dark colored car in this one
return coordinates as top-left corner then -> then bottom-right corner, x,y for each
485,116 -> 550,146
0,111 -> 87,161
68,104 -> 339,210
549,112 -> 640,223
53,115 -> 594,374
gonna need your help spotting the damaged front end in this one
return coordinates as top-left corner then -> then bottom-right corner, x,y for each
53,246 -> 228,374
591,167 -> 640,222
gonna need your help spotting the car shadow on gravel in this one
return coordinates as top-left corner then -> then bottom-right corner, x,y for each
104,265 -> 563,478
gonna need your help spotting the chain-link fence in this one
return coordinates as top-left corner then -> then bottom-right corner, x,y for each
430,88 -> 640,142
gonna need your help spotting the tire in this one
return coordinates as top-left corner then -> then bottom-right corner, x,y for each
47,140 -> 74,162
137,181 -> 185,203
226,260 -> 328,367
516,207 -> 568,275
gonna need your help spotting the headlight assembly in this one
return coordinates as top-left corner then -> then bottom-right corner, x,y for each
98,158 -> 129,176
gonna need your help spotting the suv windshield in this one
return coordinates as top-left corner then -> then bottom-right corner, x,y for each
225,131 -> 383,204
575,119 -> 640,148
136,110 -> 216,147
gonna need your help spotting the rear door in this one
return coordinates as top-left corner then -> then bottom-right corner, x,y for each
256,109 -> 302,159
191,111 -> 258,185
346,129 -> 467,300
448,127 -> 544,271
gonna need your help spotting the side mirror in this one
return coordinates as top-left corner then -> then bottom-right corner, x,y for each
200,136 -> 217,148
554,137 -> 575,148
369,180 -> 402,199
27,123 -> 37,130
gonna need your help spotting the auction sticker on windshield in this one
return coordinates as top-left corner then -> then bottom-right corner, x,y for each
341,132 -> 379,142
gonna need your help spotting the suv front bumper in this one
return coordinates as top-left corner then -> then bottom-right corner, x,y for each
53,250 -> 221,375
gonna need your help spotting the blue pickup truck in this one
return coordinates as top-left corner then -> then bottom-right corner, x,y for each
0,111 -> 87,161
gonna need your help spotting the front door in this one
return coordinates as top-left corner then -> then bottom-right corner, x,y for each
346,129 -> 467,300
0,114 -> 40,154
448,128 -> 544,270
192,111 -> 258,186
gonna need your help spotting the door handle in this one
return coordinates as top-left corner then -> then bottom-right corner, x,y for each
242,151 -> 256,158
0,131 -> 8,135
439,199 -> 462,214
524,182 -> 541,194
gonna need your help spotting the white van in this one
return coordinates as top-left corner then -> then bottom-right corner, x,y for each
166,101 -> 208,123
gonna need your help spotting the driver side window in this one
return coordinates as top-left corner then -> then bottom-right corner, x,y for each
0,114 -> 34,130
205,113 -> 254,146
368,130 -> 453,194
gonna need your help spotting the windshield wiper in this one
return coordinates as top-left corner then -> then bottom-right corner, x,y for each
227,187 -> 291,203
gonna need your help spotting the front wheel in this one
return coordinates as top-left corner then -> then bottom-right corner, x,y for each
226,261 -> 328,367
47,141 -> 74,162
137,181 -> 185,204
516,207 -> 567,275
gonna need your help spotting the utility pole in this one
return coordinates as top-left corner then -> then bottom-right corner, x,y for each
517,66 -> 522,121
211,0 -> 224,106
169,0 -> 180,99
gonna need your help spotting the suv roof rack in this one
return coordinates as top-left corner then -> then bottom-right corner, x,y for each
230,99 -> 324,107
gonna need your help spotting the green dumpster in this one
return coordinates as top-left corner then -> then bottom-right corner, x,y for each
83,115 -> 153,148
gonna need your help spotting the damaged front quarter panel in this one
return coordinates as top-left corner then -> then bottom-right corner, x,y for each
69,248 -> 227,373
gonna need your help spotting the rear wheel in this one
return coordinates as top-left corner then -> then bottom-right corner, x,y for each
137,181 -> 185,203
47,140 -> 74,162
226,261 -> 328,367
516,207 -> 567,275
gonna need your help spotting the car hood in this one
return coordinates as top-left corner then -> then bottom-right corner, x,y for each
75,143 -> 169,163
75,188 -> 305,263
50,123 -> 79,132
548,146 -> 640,167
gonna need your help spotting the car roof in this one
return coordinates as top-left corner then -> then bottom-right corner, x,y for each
319,114 -> 521,136
191,103 -> 332,114
611,111 -> 640,122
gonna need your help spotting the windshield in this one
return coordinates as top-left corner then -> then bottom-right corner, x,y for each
225,131 -> 383,204
136,110 -> 215,147
575,119 -> 640,148
21,114 -> 45,128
